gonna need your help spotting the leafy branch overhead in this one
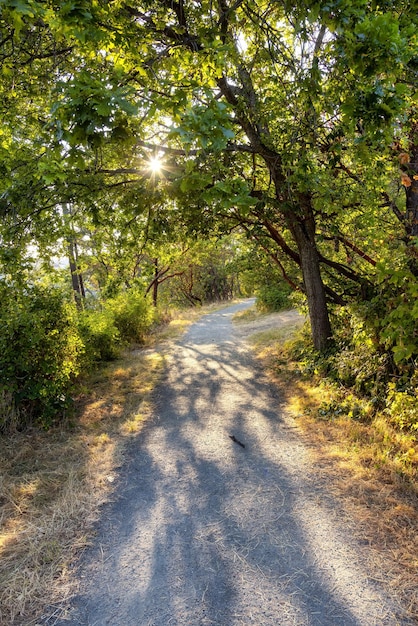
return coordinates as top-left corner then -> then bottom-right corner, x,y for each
0,0 -> 417,357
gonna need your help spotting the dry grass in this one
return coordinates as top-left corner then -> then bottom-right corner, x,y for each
0,305 -> 211,626
0,352 -> 164,625
249,323 -> 418,622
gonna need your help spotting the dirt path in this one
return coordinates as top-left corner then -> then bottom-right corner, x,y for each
54,300 -> 406,625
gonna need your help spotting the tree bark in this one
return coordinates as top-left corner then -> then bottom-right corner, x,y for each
263,181 -> 334,351
67,241 -> 84,310
152,257 -> 159,307
63,205 -> 84,310
405,121 -> 418,238
400,119 -> 418,276
295,228 -> 333,351
287,194 -> 333,351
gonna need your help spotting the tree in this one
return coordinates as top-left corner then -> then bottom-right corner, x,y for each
0,0 -> 417,356
79,0 -> 413,350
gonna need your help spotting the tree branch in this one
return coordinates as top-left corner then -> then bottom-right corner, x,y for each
321,234 -> 377,266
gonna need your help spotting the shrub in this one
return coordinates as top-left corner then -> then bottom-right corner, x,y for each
105,290 -> 155,344
375,264 -> 418,365
78,308 -> 120,365
256,282 -> 292,312
0,284 -> 83,430
329,345 -> 390,395
386,383 -> 418,432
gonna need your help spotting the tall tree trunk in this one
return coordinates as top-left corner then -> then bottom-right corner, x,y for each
268,165 -> 333,350
218,67 -> 333,350
73,239 -> 86,299
404,120 -> 418,276
63,204 -> 84,310
405,120 -> 418,236
288,195 -> 333,352
295,228 -> 333,351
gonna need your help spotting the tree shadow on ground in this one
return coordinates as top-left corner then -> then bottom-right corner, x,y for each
56,303 -> 400,626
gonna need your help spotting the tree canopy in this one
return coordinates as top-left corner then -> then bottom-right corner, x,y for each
0,0 -> 417,357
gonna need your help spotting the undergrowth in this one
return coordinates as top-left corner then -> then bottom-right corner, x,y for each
259,321 -> 418,488
2,302 -> 416,623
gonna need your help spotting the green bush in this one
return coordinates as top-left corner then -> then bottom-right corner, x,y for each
375,264 -> 418,365
0,284 -> 159,431
78,308 -> 120,365
329,345 -> 390,395
0,284 -> 83,430
256,282 -> 292,312
288,307 -> 418,432
386,383 -> 418,432
105,290 -> 155,344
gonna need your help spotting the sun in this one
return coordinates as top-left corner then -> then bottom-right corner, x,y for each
148,155 -> 163,174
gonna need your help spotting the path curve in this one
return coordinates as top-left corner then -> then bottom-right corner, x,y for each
56,300 -> 404,626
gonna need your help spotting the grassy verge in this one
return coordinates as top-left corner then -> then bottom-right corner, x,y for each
248,318 -> 418,622
0,304 -> 212,625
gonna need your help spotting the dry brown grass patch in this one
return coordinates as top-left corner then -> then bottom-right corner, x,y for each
0,302 -> 226,625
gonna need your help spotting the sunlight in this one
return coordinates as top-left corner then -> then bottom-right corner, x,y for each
148,155 -> 163,174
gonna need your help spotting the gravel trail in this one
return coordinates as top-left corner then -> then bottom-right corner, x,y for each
56,300 -> 405,626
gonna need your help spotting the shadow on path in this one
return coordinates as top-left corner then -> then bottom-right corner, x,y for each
54,301 -> 402,626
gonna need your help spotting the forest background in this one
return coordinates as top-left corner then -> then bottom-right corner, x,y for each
0,1 -> 417,622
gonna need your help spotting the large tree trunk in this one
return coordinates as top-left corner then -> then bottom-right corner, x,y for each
405,120 -> 418,237
406,174 -> 418,236
288,196 -> 333,352
218,67 -> 333,350
296,231 -> 333,351
403,120 -> 418,276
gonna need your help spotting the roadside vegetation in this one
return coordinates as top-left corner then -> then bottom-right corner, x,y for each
1,284 -> 417,624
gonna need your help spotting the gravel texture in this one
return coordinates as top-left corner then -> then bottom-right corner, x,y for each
53,300 -> 407,626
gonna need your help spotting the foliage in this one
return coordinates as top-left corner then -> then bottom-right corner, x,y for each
0,283 -> 83,430
0,278 -> 158,430
154,239 -> 242,307
77,308 -> 120,365
0,0 -> 418,425
256,282 -> 293,312
330,345 -> 388,396
375,262 -> 418,365
78,290 -> 156,366
386,383 -> 418,432
105,290 -> 156,344
78,290 -> 156,369
287,311 -> 417,434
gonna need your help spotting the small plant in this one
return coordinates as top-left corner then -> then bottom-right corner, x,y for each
317,397 -> 373,422
386,383 -> 418,432
105,290 -> 156,344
